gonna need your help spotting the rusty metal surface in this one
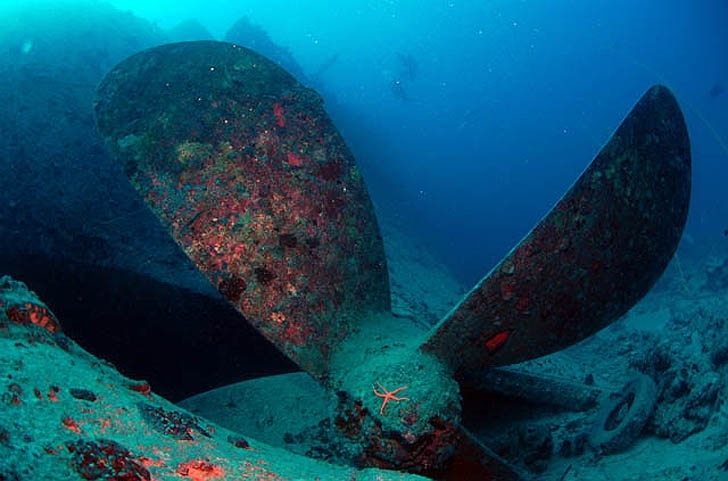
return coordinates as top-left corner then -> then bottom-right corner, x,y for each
422,85 -> 691,378
95,41 -> 390,378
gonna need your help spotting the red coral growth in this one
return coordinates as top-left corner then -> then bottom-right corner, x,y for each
177,459 -> 225,480
128,382 -> 152,397
286,152 -> 304,167
66,439 -> 151,481
137,403 -> 210,441
62,415 -> 81,433
48,387 -> 60,402
485,331 -> 509,353
272,102 -> 286,127
6,302 -> 61,333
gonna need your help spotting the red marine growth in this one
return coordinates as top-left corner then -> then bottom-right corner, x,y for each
66,439 -> 151,481
272,102 -> 285,127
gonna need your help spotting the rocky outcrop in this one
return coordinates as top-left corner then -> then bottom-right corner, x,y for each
0,275 -> 426,481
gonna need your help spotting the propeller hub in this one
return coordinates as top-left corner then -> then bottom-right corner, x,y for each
329,315 -> 461,471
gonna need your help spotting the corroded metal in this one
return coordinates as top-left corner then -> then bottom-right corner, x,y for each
95,41 -> 390,378
422,85 -> 691,378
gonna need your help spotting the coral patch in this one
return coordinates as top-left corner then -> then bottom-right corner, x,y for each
6,302 -> 61,333
272,102 -> 285,127
177,459 -> 225,480
286,152 -> 304,167
66,439 -> 150,481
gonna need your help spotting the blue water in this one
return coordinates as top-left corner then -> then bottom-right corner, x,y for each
104,0 -> 728,285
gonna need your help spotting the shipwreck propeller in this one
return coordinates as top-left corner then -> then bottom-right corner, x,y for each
95,40 -> 691,479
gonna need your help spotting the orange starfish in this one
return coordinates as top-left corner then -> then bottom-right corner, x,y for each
372,381 -> 409,415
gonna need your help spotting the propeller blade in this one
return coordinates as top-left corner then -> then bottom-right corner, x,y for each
95,41 -> 391,378
422,425 -> 531,481
421,85 -> 691,378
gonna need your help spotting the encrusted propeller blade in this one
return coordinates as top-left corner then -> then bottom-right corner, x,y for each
95,41 -> 390,378
425,426 -> 531,481
421,85 -> 691,378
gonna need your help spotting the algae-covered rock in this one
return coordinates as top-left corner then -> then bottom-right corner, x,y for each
0,275 -> 427,481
